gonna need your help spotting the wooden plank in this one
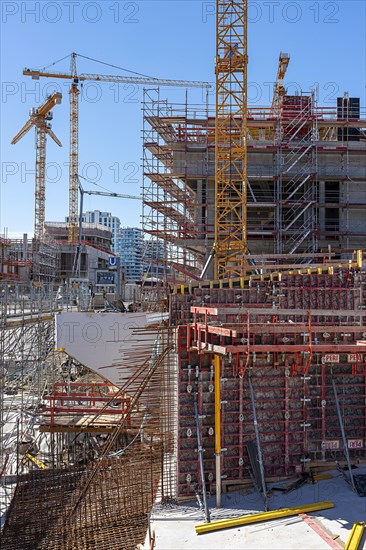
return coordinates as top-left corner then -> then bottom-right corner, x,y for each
299,514 -> 341,549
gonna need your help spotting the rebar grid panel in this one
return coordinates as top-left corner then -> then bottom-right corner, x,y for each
172,266 -> 366,496
214,0 -> 248,278
2,444 -> 161,550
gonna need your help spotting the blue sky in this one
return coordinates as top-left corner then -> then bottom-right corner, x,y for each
1,0 -> 365,237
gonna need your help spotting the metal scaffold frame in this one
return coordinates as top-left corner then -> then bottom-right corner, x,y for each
275,91 -> 319,256
0,283 -> 62,518
142,89 -> 211,287
1,285 -> 178,547
140,87 -> 365,275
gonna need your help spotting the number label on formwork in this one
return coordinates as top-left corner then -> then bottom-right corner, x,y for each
347,354 -> 358,363
322,354 -> 340,364
322,440 -> 340,450
348,439 -> 364,449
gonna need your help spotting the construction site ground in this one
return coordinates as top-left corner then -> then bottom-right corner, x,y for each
145,467 -> 366,549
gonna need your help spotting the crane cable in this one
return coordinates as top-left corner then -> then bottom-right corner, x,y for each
33,52 -> 160,80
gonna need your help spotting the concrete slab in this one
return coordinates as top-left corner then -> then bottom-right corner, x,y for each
148,515 -> 332,549
145,469 -> 366,549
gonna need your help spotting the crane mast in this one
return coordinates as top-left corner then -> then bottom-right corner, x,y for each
214,0 -> 248,279
23,53 -> 211,244
272,52 -> 290,116
35,128 -> 46,240
11,92 -> 62,240
69,81 -> 80,243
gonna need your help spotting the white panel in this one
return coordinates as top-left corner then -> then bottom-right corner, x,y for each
56,311 -> 168,388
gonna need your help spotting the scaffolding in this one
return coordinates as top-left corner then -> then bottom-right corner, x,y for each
142,94 -> 366,273
1,281 -> 178,546
0,237 -> 60,283
276,92 -> 318,255
142,89 -> 211,286
0,283 -> 62,521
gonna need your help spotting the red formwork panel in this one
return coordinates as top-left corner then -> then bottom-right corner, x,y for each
177,338 -> 366,496
174,268 -> 366,497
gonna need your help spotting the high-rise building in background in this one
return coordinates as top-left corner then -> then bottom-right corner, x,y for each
66,211 -> 145,284
116,227 -> 143,283
80,211 -> 121,254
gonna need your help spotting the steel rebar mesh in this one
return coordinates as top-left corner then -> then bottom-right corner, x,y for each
2,444 -> 161,549
1,304 -> 177,549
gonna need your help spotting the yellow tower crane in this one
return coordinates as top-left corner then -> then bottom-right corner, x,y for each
23,53 -> 211,244
214,0 -> 248,279
272,52 -> 290,116
11,92 -> 62,240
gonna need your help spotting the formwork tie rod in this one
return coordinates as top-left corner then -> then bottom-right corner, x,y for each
194,400 -> 211,523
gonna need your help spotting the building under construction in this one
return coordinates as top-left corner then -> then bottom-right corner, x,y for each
140,61 -> 366,501
1,1 -> 366,548
142,88 -> 365,281
0,235 -> 60,283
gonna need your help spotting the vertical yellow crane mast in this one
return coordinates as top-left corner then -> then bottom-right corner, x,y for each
11,92 -> 62,240
272,52 -> 290,116
69,54 -> 79,243
214,0 -> 248,279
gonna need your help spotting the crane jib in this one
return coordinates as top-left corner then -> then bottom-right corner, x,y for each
23,70 -> 212,89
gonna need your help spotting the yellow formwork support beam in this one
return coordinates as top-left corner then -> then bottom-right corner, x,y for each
25,453 -> 47,469
357,250 -> 363,269
195,501 -> 334,535
214,355 -> 221,508
345,522 -> 365,550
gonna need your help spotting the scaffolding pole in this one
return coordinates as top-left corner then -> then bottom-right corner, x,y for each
194,400 -> 211,523
248,376 -> 268,511
332,377 -> 356,492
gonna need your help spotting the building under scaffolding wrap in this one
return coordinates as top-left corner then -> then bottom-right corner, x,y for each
142,90 -> 366,282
